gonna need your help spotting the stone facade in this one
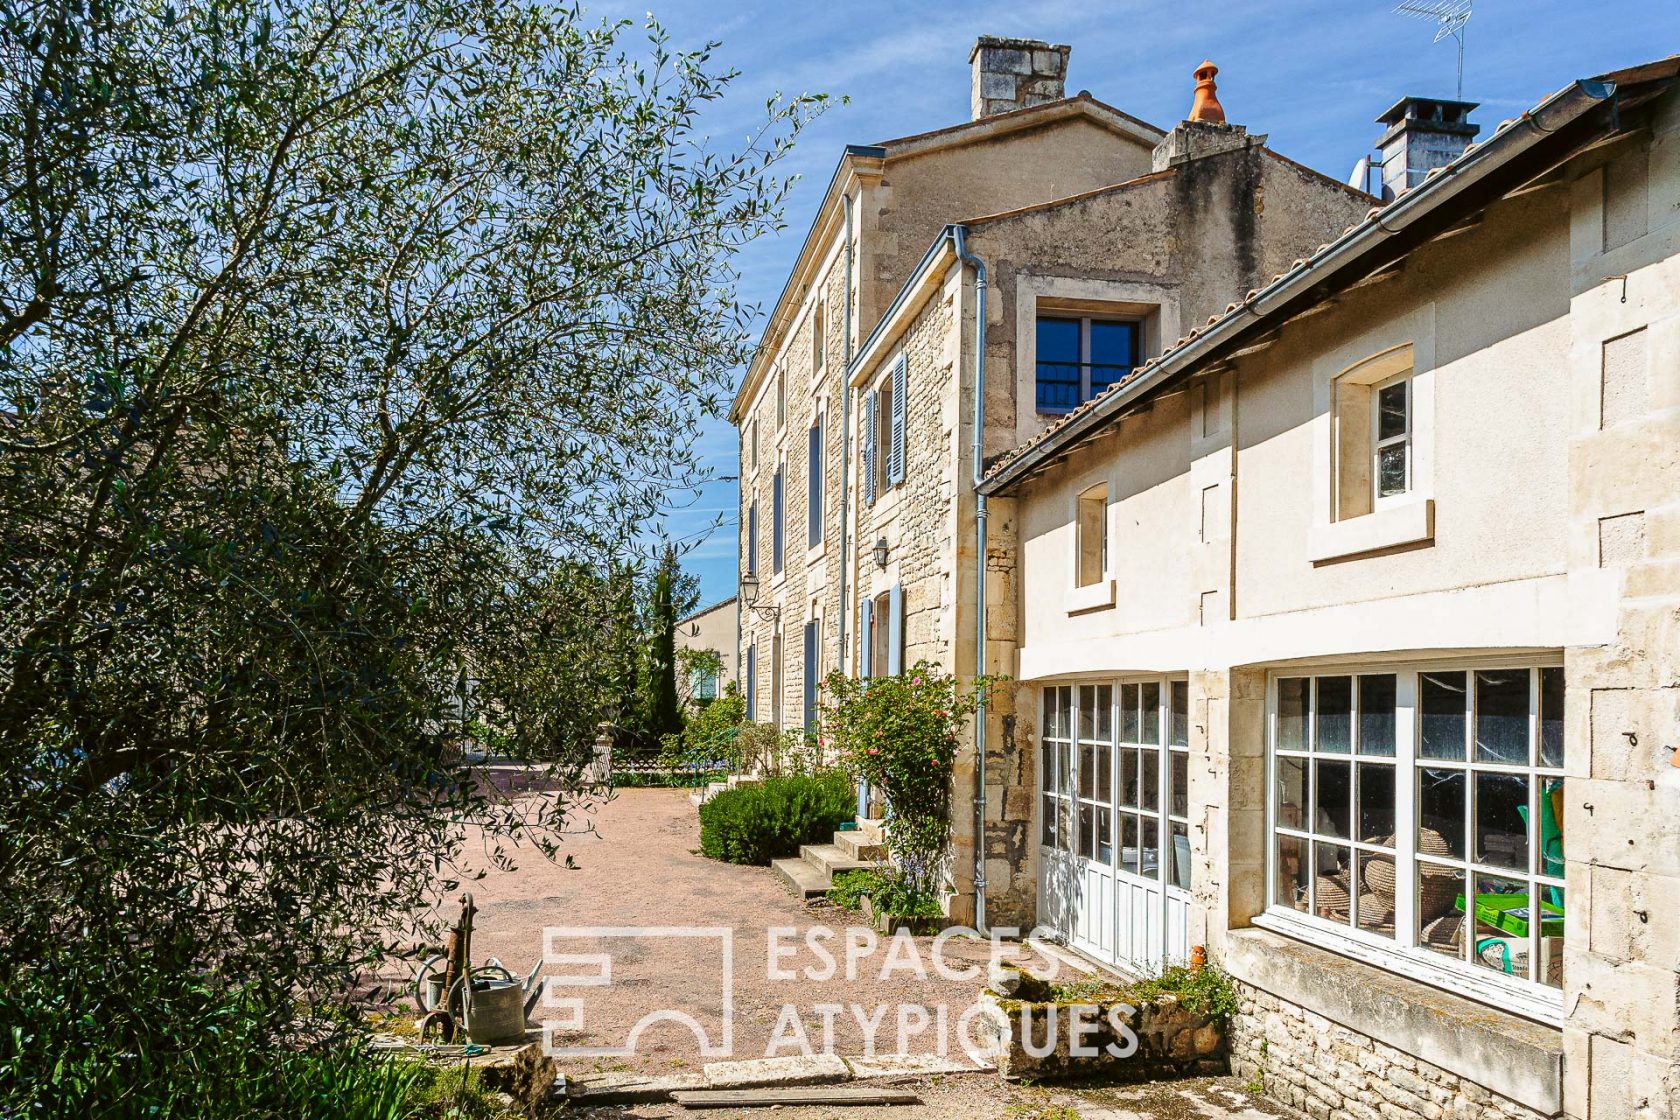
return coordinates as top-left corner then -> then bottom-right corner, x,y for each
985,58 -> 1680,1120
1229,982 -> 1550,1120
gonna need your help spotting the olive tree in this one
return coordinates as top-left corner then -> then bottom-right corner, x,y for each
0,0 -> 823,1103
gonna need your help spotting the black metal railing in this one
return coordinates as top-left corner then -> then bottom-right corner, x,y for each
1035,361 -> 1137,412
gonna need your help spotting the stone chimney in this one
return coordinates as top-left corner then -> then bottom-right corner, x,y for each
1375,96 -> 1479,199
1152,61 -> 1264,172
969,36 -> 1070,120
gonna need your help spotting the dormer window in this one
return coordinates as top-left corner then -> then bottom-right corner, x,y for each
1036,316 -> 1140,413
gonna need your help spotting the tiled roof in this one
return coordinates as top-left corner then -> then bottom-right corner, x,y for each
979,58 -> 1679,490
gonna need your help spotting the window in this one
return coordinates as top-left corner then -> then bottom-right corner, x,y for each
812,301 -> 825,377
1036,316 -> 1140,413
1373,375 -> 1410,503
1269,663 -> 1565,1003
873,381 -> 892,498
1076,484 -> 1107,587
807,416 -> 823,547
802,617 -> 818,731
750,418 -> 758,470
1332,346 -> 1415,521
1039,678 -> 1191,889
691,662 -> 718,703
771,466 -> 784,574
863,586 -> 902,678
776,364 -> 785,428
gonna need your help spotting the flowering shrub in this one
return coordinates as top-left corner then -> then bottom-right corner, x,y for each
819,661 -> 1002,896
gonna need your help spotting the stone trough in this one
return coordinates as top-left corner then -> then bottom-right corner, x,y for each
976,962 -> 1227,1084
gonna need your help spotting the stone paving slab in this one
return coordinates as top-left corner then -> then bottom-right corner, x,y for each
845,1053 -> 994,1078
702,1053 -> 851,1087
560,1069 -> 706,1104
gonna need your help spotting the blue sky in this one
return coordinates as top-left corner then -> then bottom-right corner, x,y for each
606,0 -> 1680,605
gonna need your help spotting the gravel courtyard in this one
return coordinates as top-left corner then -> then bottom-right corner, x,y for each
436,786 -> 1042,1079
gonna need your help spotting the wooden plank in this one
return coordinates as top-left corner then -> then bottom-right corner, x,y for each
672,1086 -> 921,1109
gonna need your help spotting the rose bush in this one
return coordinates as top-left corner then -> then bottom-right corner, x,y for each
819,662 -> 1002,898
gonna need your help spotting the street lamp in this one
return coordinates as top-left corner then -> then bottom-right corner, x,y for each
872,537 -> 890,570
739,571 -> 780,623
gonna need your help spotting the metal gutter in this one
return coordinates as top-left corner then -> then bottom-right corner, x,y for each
977,76 -> 1622,496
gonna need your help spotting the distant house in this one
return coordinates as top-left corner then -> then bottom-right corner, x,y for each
675,596 -> 737,707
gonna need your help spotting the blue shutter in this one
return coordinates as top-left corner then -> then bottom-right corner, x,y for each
745,644 -> 756,717
886,584 -> 903,675
746,501 -> 757,575
807,419 -> 822,547
858,598 -> 873,679
803,620 -> 818,731
862,391 -> 877,506
771,470 -> 784,573
888,354 -> 907,486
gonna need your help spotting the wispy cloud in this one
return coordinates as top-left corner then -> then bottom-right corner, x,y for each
610,0 -> 1680,600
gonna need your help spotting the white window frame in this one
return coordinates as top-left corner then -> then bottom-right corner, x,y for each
1258,655 -> 1567,1026
1371,371 -> 1412,509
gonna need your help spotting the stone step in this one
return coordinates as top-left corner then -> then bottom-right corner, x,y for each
690,780 -> 731,808
772,856 -> 831,899
855,817 -> 887,844
800,843 -> 875,879
832,829 -> 887,862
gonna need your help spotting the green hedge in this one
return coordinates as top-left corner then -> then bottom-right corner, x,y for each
697,771 -> 854,865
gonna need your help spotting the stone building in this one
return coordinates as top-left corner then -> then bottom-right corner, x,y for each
729,38 -> 1369,923
733,35 -> 1680,1120
979,54 -> 1680,1120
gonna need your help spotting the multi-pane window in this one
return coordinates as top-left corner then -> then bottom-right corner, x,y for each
1374,375 -> 1411,502
1040,686 -> 1075,849
1036,316 -> 1140,413
1076,484 -> 1107,587
1269,663 -> 1565,999
1040,680 -> 1191,891
1168,681 -> 1191,889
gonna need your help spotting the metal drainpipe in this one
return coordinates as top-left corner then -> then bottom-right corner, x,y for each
836,192 -> 854,675
952,225 -> 989,935
838,192 -> 863,818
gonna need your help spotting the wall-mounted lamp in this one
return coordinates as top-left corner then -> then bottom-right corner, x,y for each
739,572 -> 781,623
872,537 -> 890,570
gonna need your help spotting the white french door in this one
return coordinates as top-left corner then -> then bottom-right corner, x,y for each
1038,678 -> 1192,974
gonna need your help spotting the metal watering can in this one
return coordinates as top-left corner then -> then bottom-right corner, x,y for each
455,958 -> 547,1045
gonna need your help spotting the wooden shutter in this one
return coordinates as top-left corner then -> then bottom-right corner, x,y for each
886,584 -> 903,675
807,419 -> 822,547
858,598 -> 873,678
746,501 -> 757,575
772,469 -> 784,573
863,391 -> 877,506
888,354 -> 907,486
745,644 -> 756,717
802,620 -> 818,731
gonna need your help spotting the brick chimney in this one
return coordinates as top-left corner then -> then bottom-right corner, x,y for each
969,37 -> 1070,120
1375,96 -> 1479,199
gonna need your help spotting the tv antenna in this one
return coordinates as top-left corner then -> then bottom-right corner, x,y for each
1394,0 -> 1472,99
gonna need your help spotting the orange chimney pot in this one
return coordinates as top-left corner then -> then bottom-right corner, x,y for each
1188,60 -> 1226,124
